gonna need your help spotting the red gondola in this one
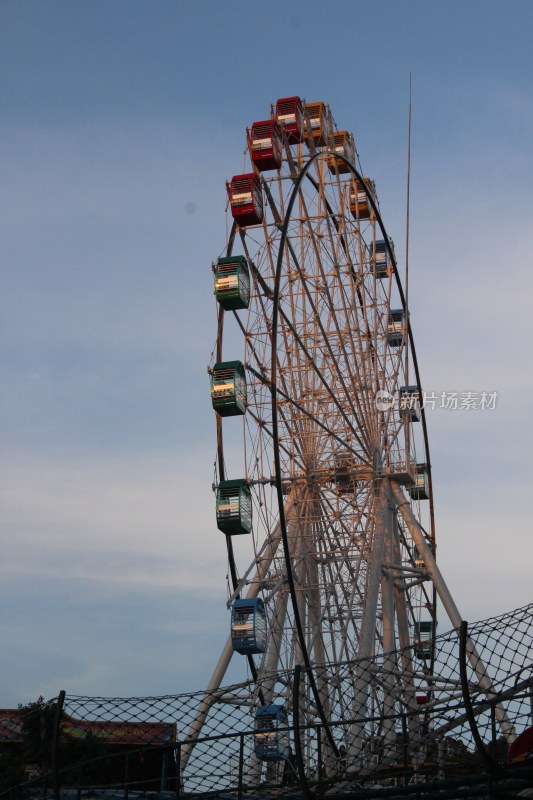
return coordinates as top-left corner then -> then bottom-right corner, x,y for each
274,96 -> 304,144
249,120 -> 282,172
229,173 -> 263,227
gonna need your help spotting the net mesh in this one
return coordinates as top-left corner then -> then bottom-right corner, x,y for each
2,603 -> 532,799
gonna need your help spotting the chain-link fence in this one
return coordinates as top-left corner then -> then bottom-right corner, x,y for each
2,603 -> 532,800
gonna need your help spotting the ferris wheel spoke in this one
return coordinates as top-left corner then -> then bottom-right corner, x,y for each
239,224 -> 365,463
246,349 -> 370,464
293,218 -> 379,445
227,281 -> 314,475
264,161 -> 378,455
281,195 -> 374,452
318,222 -> 380,436
277,298 -> 372,456
245,401 -> 306,477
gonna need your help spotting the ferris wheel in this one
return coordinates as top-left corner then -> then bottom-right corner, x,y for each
210,93 -> 434,686
184,96 -> 508,778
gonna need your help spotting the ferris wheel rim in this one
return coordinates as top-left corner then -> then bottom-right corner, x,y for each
213,138 -> 437,733
268,147 -> 435,659
216,148 -> 436,611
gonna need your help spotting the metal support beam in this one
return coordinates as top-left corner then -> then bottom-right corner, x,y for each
390,479 -> 515,741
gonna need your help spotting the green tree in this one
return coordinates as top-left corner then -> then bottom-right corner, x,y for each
0,696 -> 58,798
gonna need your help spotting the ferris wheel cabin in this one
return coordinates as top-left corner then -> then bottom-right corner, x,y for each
214,256 -> 251,311
414,621 -> 435,660
334,453 -> 356,494
254,705 -> 290,761
413,539 -> 433,568
304,101 -> 331,146
409,463 -> 429,500
399,385 -> 421,422
216,479 -> 252,535
274,96 -> 304,143
373,239 -> 392,279
231,598 -> 267,654
249,120 -> 283,172
334,454 -> 372,493
387,309 -> 404,347
211,360 -> 247,416
350,177 -> 375,220
327,131 -> 356,174
229,173 -> 264,227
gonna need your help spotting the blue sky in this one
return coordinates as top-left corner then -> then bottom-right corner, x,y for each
1,0 -> 532,705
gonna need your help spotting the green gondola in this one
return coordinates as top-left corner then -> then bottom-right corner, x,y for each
216,479 -> 252,535
211,360 -> 247,416
409,463 -> 429,500
214,256 -> 251,311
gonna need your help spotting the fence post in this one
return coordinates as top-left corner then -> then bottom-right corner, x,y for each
52,691 -> 66,800
401,713 -> 408,770
123,752 -> 129,800
175,742 -> 181,798
490,701 -> 498,758
237,733 -> 245,800
459,621 -> 502,777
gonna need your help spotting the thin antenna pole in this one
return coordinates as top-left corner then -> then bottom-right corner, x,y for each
405,74 -> 412,384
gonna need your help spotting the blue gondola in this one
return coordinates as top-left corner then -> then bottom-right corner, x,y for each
399,385 -> 421,422
374,239 -> 391,279
254,705 -> 290,761
231,598 -> 267,654
387,309 -> 404,347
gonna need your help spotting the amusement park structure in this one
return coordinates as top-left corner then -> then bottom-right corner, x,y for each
180,95 -> 517,782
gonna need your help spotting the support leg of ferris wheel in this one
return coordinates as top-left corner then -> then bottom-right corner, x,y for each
355,502 -> 426,780
306,496 -> 337,773
348,482 -> 423,777
357,506 -> 424,778
389,478 -> 516,741
391,513 -> 424,743
179,511 -> 287,775
381,500 -> 401,763
348,476 -> 388,767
